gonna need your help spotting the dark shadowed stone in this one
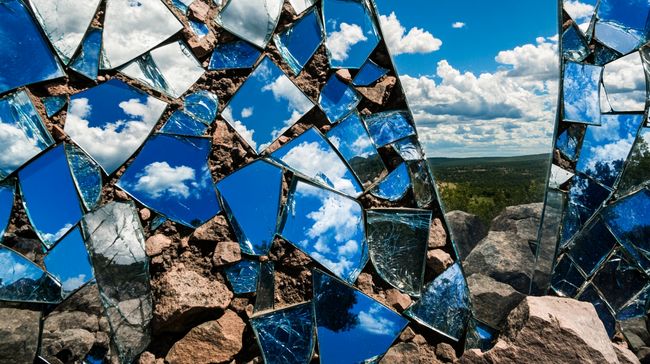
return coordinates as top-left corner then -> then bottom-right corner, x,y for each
0,304 -> 41,364
444,211 -> 487,259
466,274 -> 525,328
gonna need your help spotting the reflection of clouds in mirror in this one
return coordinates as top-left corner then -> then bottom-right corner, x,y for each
564,62 -> 601,123
357,305 -> 400,336
262,74 -> 314,113
40,223 -> 74,245
564,0 -> 595,25
29,0 -> 101,63
288,0 -> 315,14
216,0 -> 283,48
379,12 -> 442,55
66,94 -> 166,173
222,107 -> 257,150
0,250 -> 30,283
602,52 -> 646,111
132,161 -> 196,199
326,23 -> 367,61
0,122 -> 42,174
61,274 -> 87,292
241,107 -> 254,118
103,0 -> 182,68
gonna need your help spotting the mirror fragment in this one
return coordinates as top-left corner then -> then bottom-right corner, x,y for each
44,226 -> 94,297
318,74 -> 361,123
225,258 -> 261,294
352,59 -> 388,86
274,8 -> 324,75
369,163 -> 411,201
0,245 -> 61,303
209,40 -> 262,70
215,0 -> 283,48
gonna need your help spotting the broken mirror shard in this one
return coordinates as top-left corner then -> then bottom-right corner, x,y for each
364,110 -> 416,147
171,0 -> 194,13
592,248 -> 647,313
280,179 -> 367,284
161,111 -> 208,136
81,201 -> 152,364
255,261 -> 275,312
184,91 -> 218,124
578,283 -> 616,337
352,59 -> 388,86
312,269 -> 407,364
404,263 -> 470,341
274,8 -> 324,75
366,209 -> 430,296
44,226 -> 93,297
602,189 -> 650,272
270,127 -> 363,197
618,128 -> 650,195
594,0 -> 650,54
602,52 -> 646,112
0,245 -> 61,303
70,27 -> 103,80
289,0 -> 316,14
225,259 -> 260,294
326,112 -> 386,186
562,24 -> 589,62
189,20 -> 209,38
563,62 -> 602,124
0,0 -> 64,94
215,0 -> 283,49
391,137 -> 425,161
560,173 -> 612,244
575,114 -> 643,188
117,134 -> 220,228
369,163 -> 411,201
251,302 -> 315,364
221,57 -> 315,153
464,317 -> 497,352
216,160 -> 283,256
42,96 -> 68,118
0,181 -> 14,238
65,79 -> 168,174
549,164 -> 574,189
209,40 -> 262,70
18,144 -> 83,248
556,126 -> 581,161
408,160 -> 436,209
102,0 -> 183,69
551,255 -> 587,297
319,74 -> 361,123
566,218 -> 617,276
65,143 -> 103,211
121,40 -> 205,98
28,0 -> 101,64
322,0 -> 380,69
0,90 -> 54,179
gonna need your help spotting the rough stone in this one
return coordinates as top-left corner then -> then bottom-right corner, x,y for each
426,249 -> 454,274
490,203 -> 543,242
613,343 -> 642,364
621,317 -> 650,352
213,241 -> 242,266
637,347 -> 650,363
385,289 -> 412,311
460,296 -> 621,364
466,273 -> 525,328
140,208 -> 151,221
336,69 -> 353,83
153,265 -> 233,332
188,1 -> 210,22
436,343 -> 457,362
357,273 -> 374,295
380,342 -> 421,364
0,306 -> 41,364
356,76 -> 397,105
399,326 -> 416,342
165,310 -> 245,364
444,210 -> 487,258
429,217 -> 448,249
145,234 -> 173,257
192,215 -> 233,243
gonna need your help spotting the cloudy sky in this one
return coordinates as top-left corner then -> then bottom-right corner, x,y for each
374,0 -> 559,158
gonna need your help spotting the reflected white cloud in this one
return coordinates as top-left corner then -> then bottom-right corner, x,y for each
61,273 -> 87,292
564,0 -> 595,22
132,161 -> 196,199
103,0 -> 182,68
40,223 -> 74,244
326,23 -> 367,61
0,122 -> 42,174
216,0 -> 283,48
0,251 -> 28,283
452,22 -> 466,29
379,12 -> 442,55
358,306 -> 399,335
602,52 -> 646,111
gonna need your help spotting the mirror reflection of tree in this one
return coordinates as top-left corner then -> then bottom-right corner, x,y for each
314,276 -> 359,333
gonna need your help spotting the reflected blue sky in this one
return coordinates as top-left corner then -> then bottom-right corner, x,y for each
323,0 -> 380,69
353,59 -> 388,86
44,226 -> 93,296
313,269 -> 407,364
117,134 -> 220,228
19,144 -> 83,247
65,79 -> 167,174
0,245 -> 61,303
225,258 -> 261,294
0,181 -> 15,239
209,40 -> 262,70
222,57 -> 314,152
370,163 -> 411,201
563,62 -> 602,124
215,0 -> 283,48
364,110 -> 416,147
217,160 -> 283,256
281,180 -> 367,284
318,75 -> 361,123
275,7 -> 323,75
271,128 -> 362,197
70,27 -> 103,80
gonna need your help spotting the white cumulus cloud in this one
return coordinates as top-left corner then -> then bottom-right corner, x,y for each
131,161 -> 197,199
379,12 -> 442,55
326,23 -> 367,61
358,306 -> 399,335
452,22 -> 466,29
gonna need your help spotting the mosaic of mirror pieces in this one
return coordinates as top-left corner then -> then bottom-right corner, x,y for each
0,0 -> 475,363
546,0 -> 650,339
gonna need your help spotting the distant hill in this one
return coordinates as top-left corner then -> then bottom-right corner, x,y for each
428,153 -> 549,168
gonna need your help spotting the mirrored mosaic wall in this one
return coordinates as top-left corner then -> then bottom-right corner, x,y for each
547,0 -> 650,342
0,0 -> 485,363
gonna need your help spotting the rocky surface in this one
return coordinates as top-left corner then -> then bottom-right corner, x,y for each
0,304 -> 41,364
444,210 -> 487,259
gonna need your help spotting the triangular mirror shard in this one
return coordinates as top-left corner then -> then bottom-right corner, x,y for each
0,245 -> 61,303
353,59 -> 389,86
0,180 -> 14,238
209,40 -> 262,70
65,79 -> 167,174
270,127 -> 363,197
117,134 -> 220,228
44,226 -> 94,298
255,260 -> 275,312
0,91 -> 54,180
64,143 -> 103,211
617,128 -> 650,195
313,269 -> 407,364
217,160 -> 283,256
0,0 -> 64,95
404,263 -> 470,341
274,8 -> 324,75
366,209 -> 431,297
120,40 -> 205,99
288,0 -> 316,14
251,302 -> 315,364
42,96 -> 68,118
184,91 -> 219,124
279,179 -> 368,284
102,0 -> 183,69
369,163 -> 411,201
464,317 -> 497,352
18,144 -> 83,248
70,27 -> 103,80
28,0 -> 102,64
224,258 -> 261,294
161,111 -> 209,136
215,0 -> 283,49
318,74 -> 361,123
81,201 -> 152,364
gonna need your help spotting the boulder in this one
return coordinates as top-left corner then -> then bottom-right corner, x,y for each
444,211 -> 487,258
145,234 -> 173,257
429,217 -> 448,249
466,274 -> 525,328
165,310 -> 245,364
380,342 -> 421,364
460,296 -> 634,364
153,265 -> 233,332
213,241 -> 241,266
0,305 -> 41,364
426,249 -> 454,274
621,317 -> 650,352
385,289 -> 412,311
489,203 -> 543,242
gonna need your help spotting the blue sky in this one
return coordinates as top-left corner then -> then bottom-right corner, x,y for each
373,0 -> 560,157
